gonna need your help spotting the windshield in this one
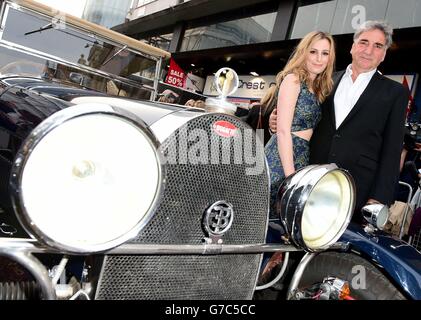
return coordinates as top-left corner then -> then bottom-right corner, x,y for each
0,3 -> 164,100
1,7 -> 157,79
0,45 -> 153,100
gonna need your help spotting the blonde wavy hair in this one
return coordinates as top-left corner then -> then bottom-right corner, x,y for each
261,73 -> 283,116
278,31 -> 335,103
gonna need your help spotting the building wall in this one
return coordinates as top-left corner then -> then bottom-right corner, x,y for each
292,0 -> 421,39
124,0 -> 421,46
114,0 -> 421,108
82,0 -> 132,28
33,0 -> 87,18
127,0 -> 188,20
180,12 -> 277,51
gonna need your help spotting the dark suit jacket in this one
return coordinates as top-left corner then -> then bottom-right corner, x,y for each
310,70 -> 409,211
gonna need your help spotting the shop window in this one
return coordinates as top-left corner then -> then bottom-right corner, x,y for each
142,33 -> 173,51
290,0 -> 421,39
180,12 -> 276,51
386,0 -> 421,29
290,1 -> 337,39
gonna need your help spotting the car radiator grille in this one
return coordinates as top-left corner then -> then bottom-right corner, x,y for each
95,113 -> 269,299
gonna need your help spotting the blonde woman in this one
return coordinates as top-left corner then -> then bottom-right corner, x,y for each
265,31 -> 336,217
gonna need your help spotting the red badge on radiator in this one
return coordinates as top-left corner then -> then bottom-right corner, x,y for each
212,121 -> 237,138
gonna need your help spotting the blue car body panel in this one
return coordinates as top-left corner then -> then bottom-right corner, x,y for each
340,223 -> 421,299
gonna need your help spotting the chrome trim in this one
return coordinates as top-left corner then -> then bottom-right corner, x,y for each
3,1 -> 163,61
263,149 -> 271,240
213,67 -> 239,97
329,241 -> 350,251
152,57 -> 162,101
0,238 -> 50,253
0,2 -> 9,37
151,110 -> 264,146
203,200 -> 235,237
9,0 -> 170,58
286,252 -> 317,300
362,203 -> 390,230
243,124 -> 270,244
0,2 -> 160,94
149,109 -> 206,143
0,238 -> 302,255
0,246 -> 55,299
279,164 -> 355,252
101,45 -> 128,67
107,243 -> 302,255
9,103 -> 165,254
255,252 -> 290,291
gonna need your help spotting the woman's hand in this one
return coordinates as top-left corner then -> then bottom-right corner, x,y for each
269,108 -> 277,134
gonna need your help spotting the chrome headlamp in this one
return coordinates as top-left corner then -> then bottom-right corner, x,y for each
10,103 -> 163,253
277,164 -> 355,252
361,204 -> 389,230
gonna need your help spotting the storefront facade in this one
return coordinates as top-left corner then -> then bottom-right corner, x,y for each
114,0 -> 421,115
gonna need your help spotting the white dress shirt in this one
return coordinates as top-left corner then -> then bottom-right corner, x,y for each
334,64 -> 377,129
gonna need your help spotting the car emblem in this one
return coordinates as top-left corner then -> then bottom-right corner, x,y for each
203,201 -> 234,237
212,121 -> 237,138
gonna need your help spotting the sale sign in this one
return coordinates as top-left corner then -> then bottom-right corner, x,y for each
402,75 -> 415,118
165,58 -> 186,88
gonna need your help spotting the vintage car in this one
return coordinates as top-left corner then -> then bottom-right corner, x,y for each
0,0 -> 420,300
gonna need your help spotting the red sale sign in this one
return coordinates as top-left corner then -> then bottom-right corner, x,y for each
402,75 -> 414,118
165,58 -> 186,88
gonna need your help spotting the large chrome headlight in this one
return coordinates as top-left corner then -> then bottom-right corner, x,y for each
10,103 -> 163,253
277,164 -> 355,252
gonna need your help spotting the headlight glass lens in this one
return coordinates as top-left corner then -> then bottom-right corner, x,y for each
20,113 -> 160,251
278,164 -> 354,252
301,170 -> 352,250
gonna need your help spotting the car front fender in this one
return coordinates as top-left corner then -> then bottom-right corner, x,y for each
339,223 -> 421,299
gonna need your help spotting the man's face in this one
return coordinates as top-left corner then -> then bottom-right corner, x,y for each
350,29 -> 387,73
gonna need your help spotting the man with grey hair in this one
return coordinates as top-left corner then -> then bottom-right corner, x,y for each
269,20 -> 409,221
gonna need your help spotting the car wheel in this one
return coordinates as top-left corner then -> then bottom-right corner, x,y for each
298,252 -> 406,300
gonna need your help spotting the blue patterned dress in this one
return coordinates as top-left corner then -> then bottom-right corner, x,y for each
265,82 -> 321,218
